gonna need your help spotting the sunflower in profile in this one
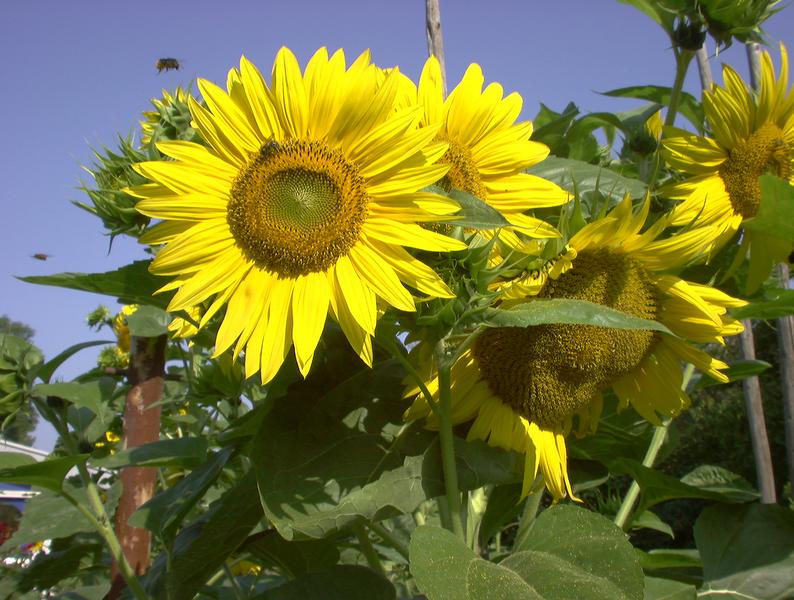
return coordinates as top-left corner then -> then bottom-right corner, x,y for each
131,47 -> 466,383
413,56 -> 569,246
661,43 -> 794,292
405,196 -> 744,499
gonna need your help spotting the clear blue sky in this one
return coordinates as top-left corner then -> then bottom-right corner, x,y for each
2,1 -> 791,449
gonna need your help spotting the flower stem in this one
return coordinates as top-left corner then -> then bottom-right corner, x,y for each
436,343 -> 465,540
664,49 -> 694,129
513,489 -> 543,550
353,522 -> 385,575
367,521 -> 410,561
614,364 -> 695,530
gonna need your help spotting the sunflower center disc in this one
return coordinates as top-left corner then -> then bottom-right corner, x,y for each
227,140 -> 369,277
439,139 -> 488,200
474,249 -> 660,427
719,122 -> 790,218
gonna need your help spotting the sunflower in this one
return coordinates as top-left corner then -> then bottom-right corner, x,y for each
131,47 -> 466,383
413,56 -> 569,247
405,195 -> 744,499
661,43 -> 794,292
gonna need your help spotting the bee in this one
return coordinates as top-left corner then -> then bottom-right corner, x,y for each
260,139 -> 281,158
31,253 -> 52,261
156,58 -> 181,73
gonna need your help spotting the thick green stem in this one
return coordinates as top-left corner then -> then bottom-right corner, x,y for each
664,49 -> 694,129
647,48 -> 694,190
513,490 -> 543,550
614,364 -> 695,530
377,334 -> 439,418
354,522 -> 385,575
436,344 -> 465,540
367,521 -> 410,561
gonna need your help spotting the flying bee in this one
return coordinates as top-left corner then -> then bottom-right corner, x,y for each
156,58 -> 181,73
31,253 -> 52,261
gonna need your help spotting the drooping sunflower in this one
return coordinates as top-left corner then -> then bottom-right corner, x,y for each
661,43 -> 794,292
413,56 -> 569,246
131,48 -> 466,383
405,195 -> 744,499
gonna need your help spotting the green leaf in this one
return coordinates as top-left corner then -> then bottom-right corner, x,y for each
413,507 -> 645,600
680,465 -> 758,500
125,305 -> 170,338
17,541 -> 103,591
142,470 -> 263,599
242,530 -> 341,578
19,260 -> 172,308
410,526 -> 479,600
637,549 -> 702,571
254,360 -> 438,540
478,484 -> 523,549
607,459 -> 758,514
33,379 -> 117,427
0,455 -> 88,491
446,189 -> 510,229
630,511 -> 673,538
485,299 -> 672,334
33,340 -> 114,384
643,577 -> 696,599
0,452 -> 36,469
7,483 -> 119,546
695,503 -> 794,599
422,437 -> 522,492
129,447 -> 233,540
513,505 -> 645,599
92,437 -> 207,469
257,565 -> 396,600
465,558 -> 543,598
732,288 -> 794,319
526,156 -> 647,200
743,176 -> 794,241
601,85 -> 703,131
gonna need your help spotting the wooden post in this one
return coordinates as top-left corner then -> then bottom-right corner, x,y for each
107,334 -> 167,598
740,322 -> 778,503
425,0 -> 447,95
775,263 -> 794,496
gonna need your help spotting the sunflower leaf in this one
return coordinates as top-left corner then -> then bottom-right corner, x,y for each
411,505 -> 645,599
743,175 -> 794,241
125,305 -> 170,337
526,156 -> 647,201
600,84 -> 704,131
19,260 -> 173,308
253,359 -> 442,540
446,189 -> 510,229
484,299 -> 672,334
695,504 -> 794,599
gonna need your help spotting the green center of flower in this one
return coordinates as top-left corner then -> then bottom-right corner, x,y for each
438,139 -> 488,200
473,249 -> 660,427
227,140 -> 369,277
719,122 -> 791,218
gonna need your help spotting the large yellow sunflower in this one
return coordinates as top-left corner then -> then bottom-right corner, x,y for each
413,56 -> 569,246
661,44 -> 794,292
405,196 -> 744,499
131,47 -> 467,383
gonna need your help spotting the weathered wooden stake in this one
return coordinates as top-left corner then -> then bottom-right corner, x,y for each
107,334 -> 167,598
425,0 -> 447,95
